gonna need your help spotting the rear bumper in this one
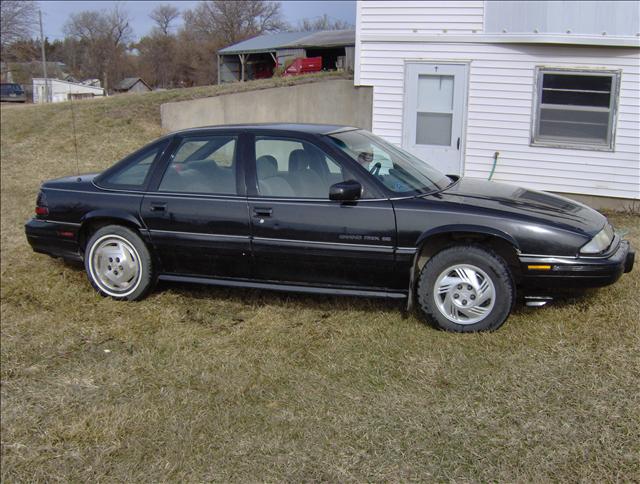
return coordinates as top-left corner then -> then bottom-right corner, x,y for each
1,96 -> 26,103
519,239 -> 634,290
25,218 -> 82,262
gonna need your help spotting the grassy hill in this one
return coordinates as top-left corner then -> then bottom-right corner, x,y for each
1,77 -> 639,481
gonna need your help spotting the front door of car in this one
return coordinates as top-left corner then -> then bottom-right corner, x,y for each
245,133 -> 397,290
140,132 -> 252,278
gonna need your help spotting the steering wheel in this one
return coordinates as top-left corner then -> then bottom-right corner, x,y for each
369,162 -> 382,176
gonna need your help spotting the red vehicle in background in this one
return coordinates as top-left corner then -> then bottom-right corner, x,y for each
253,63 -> 273,79
283,57 -> 323,77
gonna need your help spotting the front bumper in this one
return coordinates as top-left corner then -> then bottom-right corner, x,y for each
25,218 -> 82,262
519,239 -> 634,290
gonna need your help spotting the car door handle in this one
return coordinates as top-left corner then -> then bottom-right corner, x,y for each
456,137 -> 461,150
253,207 -> 273,217
150,202 -> 167,212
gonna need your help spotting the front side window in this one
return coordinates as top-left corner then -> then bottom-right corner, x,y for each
327,129 -> 451,195
99,139 -> 169,189
254,137 -> 351,198
159,135 -> 237,194
532,68 -> 620,150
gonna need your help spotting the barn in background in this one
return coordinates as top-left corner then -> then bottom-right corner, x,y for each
355,0 -> 639,207
218,30 -> 355,83
114,77 -> 152,94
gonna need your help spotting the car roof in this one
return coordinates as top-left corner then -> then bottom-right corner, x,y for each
171,123 -> 359,136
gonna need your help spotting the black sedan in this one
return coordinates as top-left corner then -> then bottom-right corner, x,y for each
25,124 -> 634,332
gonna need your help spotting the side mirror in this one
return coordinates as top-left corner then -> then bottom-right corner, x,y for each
329,180 -> 362,202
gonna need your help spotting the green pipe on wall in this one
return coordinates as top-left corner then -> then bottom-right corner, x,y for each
488,151 -> 499,180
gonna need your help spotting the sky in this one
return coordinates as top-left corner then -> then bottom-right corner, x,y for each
39,1 -> 356,41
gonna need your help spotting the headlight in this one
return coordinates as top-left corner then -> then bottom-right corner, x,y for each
580,224 -> 614,254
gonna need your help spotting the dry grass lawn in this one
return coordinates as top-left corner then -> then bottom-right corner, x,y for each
1,77 -> 639,482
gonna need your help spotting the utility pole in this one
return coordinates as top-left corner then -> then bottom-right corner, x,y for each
39,9 -> 49,103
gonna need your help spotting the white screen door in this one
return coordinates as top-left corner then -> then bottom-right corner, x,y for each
403,63 -> 468,175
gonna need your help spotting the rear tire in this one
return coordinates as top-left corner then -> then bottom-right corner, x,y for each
84,225 -> 154,301
417,245 -> 515,332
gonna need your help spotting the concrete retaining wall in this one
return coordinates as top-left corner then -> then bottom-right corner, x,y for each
160,79 -> 372,133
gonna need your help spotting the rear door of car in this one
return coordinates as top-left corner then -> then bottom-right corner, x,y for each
244,130 -> 399,291
140,130 -> 252,278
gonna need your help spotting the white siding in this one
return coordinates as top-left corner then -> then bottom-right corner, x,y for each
357,40 -> 640,200
358,1 -> 484,35
32,78 -> 105,104
485,1 -> 640,37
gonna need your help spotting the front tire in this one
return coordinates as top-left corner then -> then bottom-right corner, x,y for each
84,225 -> 154,301
417,245 -> 515,332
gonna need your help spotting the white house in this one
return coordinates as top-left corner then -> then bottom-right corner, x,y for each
354,1 -> 640,207
33,78 -> 105,104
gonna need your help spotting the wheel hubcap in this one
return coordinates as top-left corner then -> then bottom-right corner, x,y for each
433,264 -> 495,325
90,236 -> 140,295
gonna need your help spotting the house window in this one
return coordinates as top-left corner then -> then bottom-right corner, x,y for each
532,68 -> 620,151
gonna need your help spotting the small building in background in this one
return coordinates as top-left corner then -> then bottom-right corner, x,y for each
113,77 -> 152,94
32,78 -> 105,103
218,29 -> 355,83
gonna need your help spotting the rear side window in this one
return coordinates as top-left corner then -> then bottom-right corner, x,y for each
98,140 -> 169,189
158,135 -> 237,194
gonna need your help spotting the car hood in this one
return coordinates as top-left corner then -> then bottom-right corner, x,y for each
433,177 -> 606,237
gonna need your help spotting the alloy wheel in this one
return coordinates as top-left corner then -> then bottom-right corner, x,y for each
89,235 -> 141,296
433,264 -> 496,325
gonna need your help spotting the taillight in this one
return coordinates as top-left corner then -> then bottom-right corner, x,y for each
35,191 -> 48,217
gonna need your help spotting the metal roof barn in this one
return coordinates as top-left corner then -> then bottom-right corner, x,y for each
218,30 -> 356,83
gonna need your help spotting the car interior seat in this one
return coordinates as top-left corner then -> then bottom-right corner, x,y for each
288,149 -> 328,198
256,155 -> 294,197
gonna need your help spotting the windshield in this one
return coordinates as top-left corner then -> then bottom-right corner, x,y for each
326,129 -> 451,195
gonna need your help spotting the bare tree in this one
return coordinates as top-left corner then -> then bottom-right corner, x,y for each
64,3 -> 133,89
65,11 -> 104,44
1,0 -> 38,51
177,0 -> 286,85
65,4 -> 132,50
183,0 -> 287,45
150,4 -> 180,35
297,14 -> 352,32
137,30 -> 179,88
106,3 -> 133,48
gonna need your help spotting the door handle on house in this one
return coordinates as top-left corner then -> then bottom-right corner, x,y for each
457,137 -> 461,150
253,207 -> 273,217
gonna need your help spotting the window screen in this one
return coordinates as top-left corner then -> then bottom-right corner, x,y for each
532,68 -> 620,150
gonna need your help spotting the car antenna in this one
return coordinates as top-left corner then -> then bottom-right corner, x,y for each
69,94 -> 80,177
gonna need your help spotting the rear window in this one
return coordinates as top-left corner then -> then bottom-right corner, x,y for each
96,139 -> 169,190
1,84 -> 23,94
